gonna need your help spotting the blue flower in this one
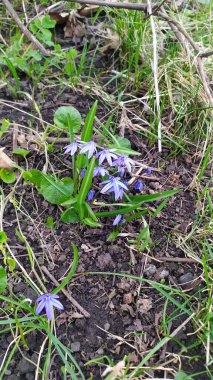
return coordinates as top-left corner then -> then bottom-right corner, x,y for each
63,141 -> 79,155
35,293 -> 64,321
80,168 -> 86,177
113,214 -> 126,226
96,149 -> 117,166
87,189 -> 95,201
100,176 -> 128,201
134,179 -> 143,192
80,141 -> 97,159
145,168 -> 152,175
93,166 -> 109,177
112,155 -> 134,176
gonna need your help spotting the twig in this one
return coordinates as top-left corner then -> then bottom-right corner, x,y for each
2,0 -> 50,56
144,0 -> 167,19
67,0 -> 158,11
156,256 -> 197,263
147,0 -> 162,153
41,265 -> 91,318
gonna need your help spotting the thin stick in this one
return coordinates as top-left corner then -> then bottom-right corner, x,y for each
156,257 -> 197,263
2,0 -> 50,56
147,0 -> 162,153
41,266 -> 91,318
67,0 -> 158,11
144,0 -> 167,19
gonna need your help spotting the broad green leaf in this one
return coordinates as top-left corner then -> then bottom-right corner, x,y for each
0,169 -> 16,184
7,258 -> 16,272
0,267 -> 7,293
61,208 -> 80,223
61,197 -> 77,207
0,119 -> 10,139
175,371 -> 192,380
54,106 -> 82,132
23,170 -> 74,205
83,218 -> 101,227
77,157 -> 96,219
45,217 -> 55,229
0,231 -> 7,243
112,135 -> 131,149
12,148 -> 30,157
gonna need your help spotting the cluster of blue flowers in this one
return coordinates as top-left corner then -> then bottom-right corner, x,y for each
63,140 -> 152,226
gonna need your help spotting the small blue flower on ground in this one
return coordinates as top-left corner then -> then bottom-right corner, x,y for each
35,293 -> 64,321
87,189 -> 95,201
134,179 -> 143,192
145,168 -> 152,175
93,166 -> 109,177
63,141 -> 79,155
80,141 -> 97,159
112,155 -> 134,176
96,149 -> 118,166
100,176 -> 128,201
80,168 -> 86,177
112,214 -> 126,226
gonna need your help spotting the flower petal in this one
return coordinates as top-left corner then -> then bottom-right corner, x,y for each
35,300 -> 46,315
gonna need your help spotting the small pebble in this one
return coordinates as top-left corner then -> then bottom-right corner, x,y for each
144,264 -> 157,276
71,341 -> 81,352
104,322 -> 110,331
179,272 -> 194,284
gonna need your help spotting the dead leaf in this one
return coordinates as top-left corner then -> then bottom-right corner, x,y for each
78,5 -> 100,17
137,297 -> 152,314
64,11 -> 86,40
101,27 -> 120,52
0,148 -> 15,170
102,360 -> 125,379
123,292 -> 134,304
120,303 -> 135,317
50,12 -> 69,25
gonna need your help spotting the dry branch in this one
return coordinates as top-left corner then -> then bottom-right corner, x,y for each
67,0 -> 158,11
2,0 -> 50,56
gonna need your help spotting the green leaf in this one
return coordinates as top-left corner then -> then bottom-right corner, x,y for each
0,231 -> 7,243
41,15 -> 56,29
77,157 -> 96,219
77,101 -> 98,170
128,189 -> 179,203
7,258 -> 16,272
0,169 -> 16,184
61,208 -> 80,223
12,148 -> 30,157
175,371 -> 192,380
81,101 -> 98,142
45,217 -> 55,229
0,267 -> 7,293
113,135 -> 131,149
0,119 -> 10,139
109,146 -> 140,156
54,106 -> 82,132
107,230 -> 120,241
23,170 -> 74,205
83,218 -> 101,227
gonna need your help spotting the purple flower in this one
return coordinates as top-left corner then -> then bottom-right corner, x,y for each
93,166 -> 109,177
63,141 -> 79,155
113,214 -> 126,226
80,141 -> 97,159
35,293 -> 64,321
134,179 -> 143,192
145,168 -> 152,175
100,176 -> 128,201
112,155 -> 134,176
80,168 -> 86,177
96,149 -> 117,166
87,189 -> 95,201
